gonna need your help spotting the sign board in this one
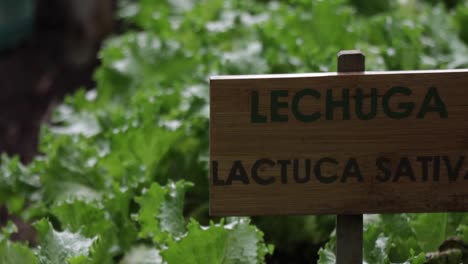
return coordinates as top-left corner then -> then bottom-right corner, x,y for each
210,69 -> 468,216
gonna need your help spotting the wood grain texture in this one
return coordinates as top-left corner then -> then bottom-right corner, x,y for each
210,69 -> 468,216
336,50 -> 364,264
337,214 -> 363,263
337,50 -> 365,72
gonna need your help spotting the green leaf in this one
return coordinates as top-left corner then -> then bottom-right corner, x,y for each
38,133 -> 108,204
134,183 -> 168,242
410,252 -> 427,264
457,224 -> 468,242
49,105 -> 101,138
159,181 -> 193,238
120,245 -> 163,264
317,247 -> 336,264
135,181 -> 192,244
68,255 -> 93,264
363,223 -> 389,263
0,240 -> 38,264
161,218 -> 272,264
410,213 -> 448,252
51,185 -> 138,264
349,0 -> 392,15
317,231 -> 336,264
103,183 -> 139,251
455,2 -> 468,45
34,219 -> 96,264
0,221 -> 18,242
379,214 -> 420,262
0,154 -> 40,214
51,199 -> 107,238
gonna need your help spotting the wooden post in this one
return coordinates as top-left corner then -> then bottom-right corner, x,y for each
336,50 -> 364,264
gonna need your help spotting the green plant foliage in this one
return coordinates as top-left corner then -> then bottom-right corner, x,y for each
318,214 -> 468,263
0,222 -> 38,264
455,2 -> 468,45
134,181 -> 192,243
348,0 -> 392,15
119,245 -> 163,264
2,0 -> 468,263
161,218 -> 273,264
0,240 -> 38,264
35,219 -> 96,264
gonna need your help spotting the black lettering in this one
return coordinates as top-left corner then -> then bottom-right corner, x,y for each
443,156 -> 465,182
341,158 -> 363,182
212,160 -> 225,186
434,156 -> 440,181
314,157 -> 339,184
326,89 -> 350,120
226,160 -> 249,185
292,89 -> 321,122
251,159 -> 276,185
417,87 -> 448,119
293,159 -> 311,183
393,157 -> 416,182
416,156 -> 432,181
382,86 -> 414,119
251,91 -> 267,123
278,160 -> 291,184
376,157 -> 391,182
271,90 -> 288,122
355,88 -> 378,120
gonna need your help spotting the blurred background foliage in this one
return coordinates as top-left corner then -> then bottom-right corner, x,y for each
2,0 -> 468,263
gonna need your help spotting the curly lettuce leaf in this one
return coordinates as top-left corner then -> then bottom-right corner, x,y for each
34,219 -> 96,264
161,218 -> 273,264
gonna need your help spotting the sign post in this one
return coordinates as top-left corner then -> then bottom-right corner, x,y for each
336,50 -> 364,264
209,49 -> 468,261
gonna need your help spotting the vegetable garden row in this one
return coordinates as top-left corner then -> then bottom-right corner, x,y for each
2,0 -> 468,263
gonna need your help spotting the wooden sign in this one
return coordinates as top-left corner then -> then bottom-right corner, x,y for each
210,69 -> 468,216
